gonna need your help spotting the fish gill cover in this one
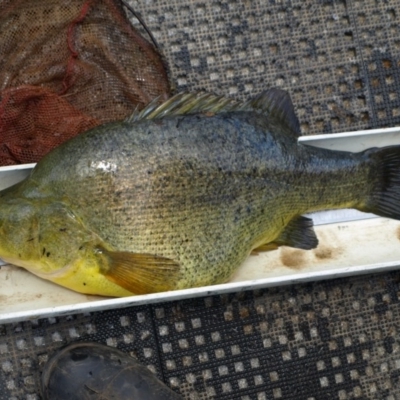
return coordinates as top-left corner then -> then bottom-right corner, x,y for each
0,0 -> 171,165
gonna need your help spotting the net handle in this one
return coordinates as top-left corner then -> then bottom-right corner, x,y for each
121,0 -> 160,50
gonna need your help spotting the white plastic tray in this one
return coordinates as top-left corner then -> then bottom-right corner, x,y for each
1,127 -> 400,323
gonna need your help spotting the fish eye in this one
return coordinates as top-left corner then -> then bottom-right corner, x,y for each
94,246 -> 105,254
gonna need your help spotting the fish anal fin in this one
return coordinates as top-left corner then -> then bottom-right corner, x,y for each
275,215 -> 318,250
252,216 -> 318,253
99,249 -> 181,295
249,88 -> 301,138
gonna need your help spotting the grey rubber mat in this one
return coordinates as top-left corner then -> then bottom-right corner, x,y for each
1,272 -> 400,399
2,0 -> 400,399
129,0 -> 400,135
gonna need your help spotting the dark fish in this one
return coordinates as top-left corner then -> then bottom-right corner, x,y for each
0,89 -> 399,296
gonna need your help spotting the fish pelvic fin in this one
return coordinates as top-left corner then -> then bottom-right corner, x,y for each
359,146 -> 400,220
98,247 -> 181,295
251,243 -> 280,253
252,216 -> 318,253
126,89 -> 301,137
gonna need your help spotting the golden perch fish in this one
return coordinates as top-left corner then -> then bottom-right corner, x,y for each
1,89 -> 400,296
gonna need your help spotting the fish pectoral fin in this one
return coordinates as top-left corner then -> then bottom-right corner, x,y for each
274,215 -> 319,250
99,249 -> 180,295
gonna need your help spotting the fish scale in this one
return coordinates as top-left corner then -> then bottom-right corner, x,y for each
1,88 -> 400,297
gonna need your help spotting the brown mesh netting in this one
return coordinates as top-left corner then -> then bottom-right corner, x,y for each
0,0 -> 171,165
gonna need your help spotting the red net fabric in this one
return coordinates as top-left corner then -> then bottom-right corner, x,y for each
0,0 -> 171,165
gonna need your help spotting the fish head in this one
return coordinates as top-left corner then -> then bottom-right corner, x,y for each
0,197 -> 132,296
0,197 -> 41,265
0,198 -> 91,270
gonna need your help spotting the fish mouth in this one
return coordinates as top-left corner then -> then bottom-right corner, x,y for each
31,263 -> 75,279
0,257 -> 74,279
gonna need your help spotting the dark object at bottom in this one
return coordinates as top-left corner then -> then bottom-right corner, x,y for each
41,342 -> 182,400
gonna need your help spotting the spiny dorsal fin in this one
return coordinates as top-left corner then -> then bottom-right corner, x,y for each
126,88 -> 301,137
126,92 -> 246,123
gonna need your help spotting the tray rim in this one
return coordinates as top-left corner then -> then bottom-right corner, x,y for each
1,260 -> 399,324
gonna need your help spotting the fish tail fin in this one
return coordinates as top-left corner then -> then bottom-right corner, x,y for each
360,146 -> 400,220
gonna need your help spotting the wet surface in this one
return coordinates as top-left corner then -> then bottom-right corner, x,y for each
280,248 -> 309,269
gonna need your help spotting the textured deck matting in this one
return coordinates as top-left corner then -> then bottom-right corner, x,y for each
129,0 -> 400,135
1,272 -> 400,399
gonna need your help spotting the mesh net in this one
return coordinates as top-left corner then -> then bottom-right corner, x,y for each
0,0 -> 171,165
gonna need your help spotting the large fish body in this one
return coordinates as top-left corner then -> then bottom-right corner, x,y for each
1,89 -> 400,296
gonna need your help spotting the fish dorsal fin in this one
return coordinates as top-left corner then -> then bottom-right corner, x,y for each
126,92 -> 246,123
126,88 -> 301,138
248,88 -> 301,137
